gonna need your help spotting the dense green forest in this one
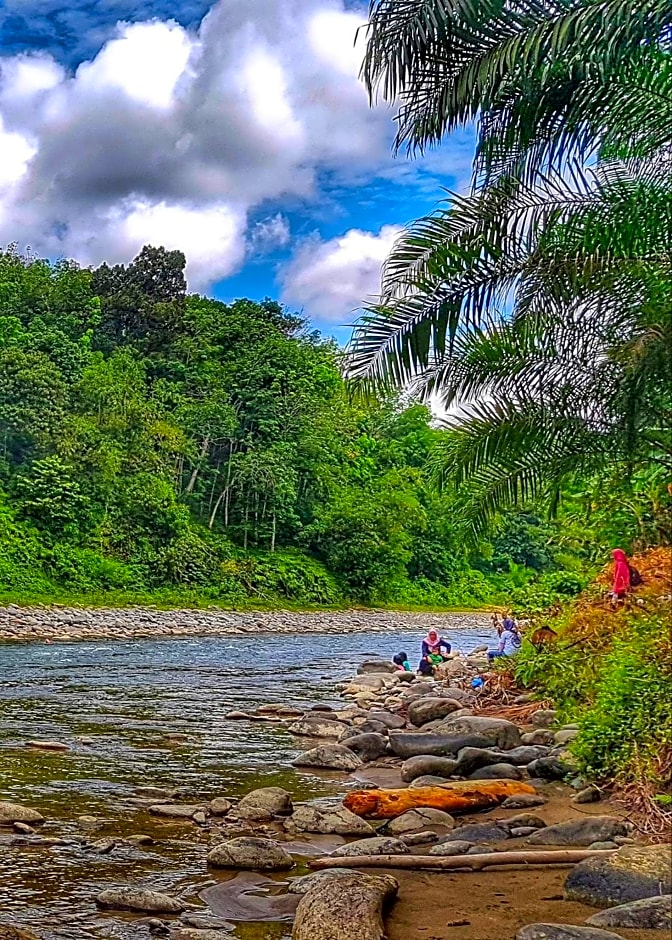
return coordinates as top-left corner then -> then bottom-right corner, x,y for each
0,244 -> 575,609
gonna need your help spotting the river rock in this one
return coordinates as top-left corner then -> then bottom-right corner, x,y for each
331,837 -> 409,857
437,716 -> 521,750
149,803 -> 203,819
400,830 -> 439,846
207,837 -> 294,871
388,732 -> 494,759
348,720 -> 388,737
367,711 -> 406,731
449,823 -> 510,843
527,756 -> 574,780
429,840 -> 474,856
289,869 -> 355,894
517,925 -> 622,940
96,887 -> 184,913
501,793 -> 547,809
401,755 -> 459,783
386,808 -> 454,834
209,797 -> 232,816
288,718 -> 348,738
236,787 -> 293,820
531,710 -> 558,728
586,895 -> 672,929
555,729 -> 579,745
573,786 -> 602,805
169,931 -> 235,940
565,845 -> 672,906
292,745 -> 362,771
340,733 -> 388,762
504,746 -> 552,765
0,929 -> 42,940
469,763 -> 522,781
528,816 -> 626,847
357,661 -> 398,675
521,730 -> 556,746
0,802 -> 45,826
407,698 -> 463,727
25,740 -> 70,751
409,775 -> 452,788
499,814 -> 547,831
292,870 -> 398,940
286,804 -> 374,836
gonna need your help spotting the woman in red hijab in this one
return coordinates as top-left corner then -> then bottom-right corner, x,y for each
611,549 -> 631,603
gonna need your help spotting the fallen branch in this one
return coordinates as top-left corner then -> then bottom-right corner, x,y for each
309,849 -> 617,872
343,781 -> 534,819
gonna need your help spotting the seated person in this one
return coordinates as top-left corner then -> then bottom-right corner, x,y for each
488,621 -> 522,661
418,628 -> 452,674
392,651 -> 412,672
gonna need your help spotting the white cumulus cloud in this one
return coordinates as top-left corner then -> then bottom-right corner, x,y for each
279,224 -> 403,322
0,0 -> 393,290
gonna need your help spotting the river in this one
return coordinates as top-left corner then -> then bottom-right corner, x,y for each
0,620 -> 493,940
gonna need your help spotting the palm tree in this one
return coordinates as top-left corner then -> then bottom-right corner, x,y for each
349,0 -> 672,531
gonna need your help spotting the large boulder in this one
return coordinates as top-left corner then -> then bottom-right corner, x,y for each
501,793 -> 547,810
292,871 -> 398,940
236,787 -> 293,820
437,716 -> 521,750
288,718 -> 348,738
565,845 -> 672,907
339,733 -> 388,763
330,837 -> 409,857
149,803 -> 203,819
388,732 -> 494,759
0,802 -> 44,826
292,745 -> 362,771
407,698 -> 463,727
207,837 -> 294,871
517,925 -> 621,940
401,755 -> 459,783
286,804 -> 374,836
386,808 -> 454,835
586,895 -> 672,929
95,887 -> 184,913
527,816 -> 626,847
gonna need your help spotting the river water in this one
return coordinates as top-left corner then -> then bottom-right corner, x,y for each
0,621 -> 492,940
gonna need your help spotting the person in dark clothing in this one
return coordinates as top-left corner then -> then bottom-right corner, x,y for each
418,628 -> 451,674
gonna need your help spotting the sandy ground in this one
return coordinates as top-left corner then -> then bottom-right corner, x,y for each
343,766 -> 661,940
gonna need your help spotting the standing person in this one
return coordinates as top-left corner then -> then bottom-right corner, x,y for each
611,548 -> 631,605
418,628 -> 451,675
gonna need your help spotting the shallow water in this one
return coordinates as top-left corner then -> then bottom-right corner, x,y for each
0,621 -> 492,939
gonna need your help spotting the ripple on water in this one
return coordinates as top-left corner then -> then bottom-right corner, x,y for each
0,621 -> 492,938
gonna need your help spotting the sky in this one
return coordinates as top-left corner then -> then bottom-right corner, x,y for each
0,0 -> 475,342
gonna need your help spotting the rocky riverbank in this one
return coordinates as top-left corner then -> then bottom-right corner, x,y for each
0,606 -> 491,643
1,642 -> 670,940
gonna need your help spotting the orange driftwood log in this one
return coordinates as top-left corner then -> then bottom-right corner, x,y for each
343,780 -> 535,819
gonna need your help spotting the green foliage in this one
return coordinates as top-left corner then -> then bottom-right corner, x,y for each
2,244 -> 564,609
350,0 -> 672,537
572,615 -> 672,782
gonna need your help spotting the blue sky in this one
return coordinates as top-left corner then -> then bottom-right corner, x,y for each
0,0 -> 475,343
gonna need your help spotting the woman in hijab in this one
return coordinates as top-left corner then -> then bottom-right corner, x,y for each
418,628 -> 452,675
611,548 -> 631,604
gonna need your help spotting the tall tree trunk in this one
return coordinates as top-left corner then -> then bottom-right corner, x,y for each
186,437 -> 210,495
271,511 -> 277,553
208,489 -> 225,529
